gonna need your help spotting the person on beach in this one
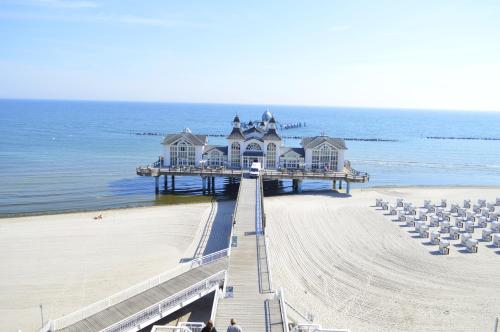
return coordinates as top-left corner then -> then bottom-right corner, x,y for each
201,320 -> 217,332
227,318 -> 242,332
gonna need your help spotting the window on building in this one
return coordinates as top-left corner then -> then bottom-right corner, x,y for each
230,142 -> 241,168
266,143 -> 276,169
208,150 -> 223,166
311,144 -> 338,170
170,140 -> 195,166
246,143 -> 261,151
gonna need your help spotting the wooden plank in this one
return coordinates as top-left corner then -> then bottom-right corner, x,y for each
57,258 -> 227,332
215,178 -> 284,332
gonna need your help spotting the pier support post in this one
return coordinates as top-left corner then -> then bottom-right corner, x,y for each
346,181 -> 351,195
207,176 -> 212,192
164,175 -> 168,191
297,180 -> 303,193
332,180 -> 336,190
171,175 -> 175,192
202,177 -> 207,193
154,176 -> 160,195
211,177 -> 215,192
339,180 -> 343,190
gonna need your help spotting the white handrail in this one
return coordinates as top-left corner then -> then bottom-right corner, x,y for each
290,324 -> 350,332
102,270 -> 226,332
51,262 -> 193,330
50,249 -> 228,331
278,288 -> 290,332
179,322 -> 205,332
194,197 -> 217,258
151,326 -> 193,332
284,300 -> 313,323
190,248 -> 229,268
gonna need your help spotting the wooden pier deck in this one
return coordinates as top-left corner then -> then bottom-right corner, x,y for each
57,258 -> 228,332
136,166 -> 369,182
215,178 -> 285,332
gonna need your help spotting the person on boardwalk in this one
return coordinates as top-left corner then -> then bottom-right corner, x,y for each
227,318 -> 242,332
201,320 -> 217,332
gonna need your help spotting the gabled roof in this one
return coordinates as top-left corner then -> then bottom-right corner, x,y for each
280,147 -> 305,157
301,136 -> 347,150
262,128 -> 281,141
227,127 -> 245,140
162,133 -> 207,146
245,137 -> 264,143
203,145 -> 228,155
243,126 -> 264,135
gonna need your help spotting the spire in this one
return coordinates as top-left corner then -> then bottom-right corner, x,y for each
232,114 -> 241,128
268,116 -> 276,129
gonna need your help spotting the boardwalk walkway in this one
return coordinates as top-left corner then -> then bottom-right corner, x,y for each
215,178 -> 284,332
58,258 -> 227,332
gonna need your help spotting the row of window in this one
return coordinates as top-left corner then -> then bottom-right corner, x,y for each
169,141 -> 338,170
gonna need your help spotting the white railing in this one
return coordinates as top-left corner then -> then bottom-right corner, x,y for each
102,270 -> 226,332
179,322 -> 205,332
194,197 -> 217,258
277,288 -> 290,332
47,248 -> 229,331
191,248 -> 229,268
49,262 -> 193,331
210,288 -> 222,322
264,235 -> 273,291
290,324 -> 350,332
151,326 -> 193,332
256,176 -> 263,234
284,300 -> 313,324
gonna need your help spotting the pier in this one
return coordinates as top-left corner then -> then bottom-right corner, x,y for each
40,169 -> 356,332
136,165 -> 368,195
215,177 -> 284,331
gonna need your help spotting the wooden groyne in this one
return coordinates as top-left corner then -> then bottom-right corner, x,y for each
132,132 -> 397,142
426,136 -> 500,141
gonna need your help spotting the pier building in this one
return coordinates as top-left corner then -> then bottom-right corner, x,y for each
137,111 -> 368,194
163,111 -> 346,171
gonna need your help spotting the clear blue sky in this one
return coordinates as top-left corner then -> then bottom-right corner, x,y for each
1,0 -> 500,111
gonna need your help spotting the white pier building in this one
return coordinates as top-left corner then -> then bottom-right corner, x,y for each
162,111 -> 346,171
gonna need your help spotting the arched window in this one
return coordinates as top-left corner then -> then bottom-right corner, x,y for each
266,143 -> 276,169
209,150 -> 222,166
246,143 -> 261,151
231,142 -> 241,168
312,144 -> 338,170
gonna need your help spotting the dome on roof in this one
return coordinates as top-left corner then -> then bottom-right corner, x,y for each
262,110 -> 273,122
233,114 -> 240,123
248,120 -> 254,126
269,117 -> 276,124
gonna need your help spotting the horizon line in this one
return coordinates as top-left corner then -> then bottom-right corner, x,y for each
0,97 -> 499,113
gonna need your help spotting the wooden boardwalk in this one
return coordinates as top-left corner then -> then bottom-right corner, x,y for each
136,166 -> 369,183
215,178 -> 284,332
58,258 -> 228,332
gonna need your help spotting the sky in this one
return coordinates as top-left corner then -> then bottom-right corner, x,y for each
1,0 -> 500,111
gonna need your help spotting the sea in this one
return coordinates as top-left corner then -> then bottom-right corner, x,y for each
1,99 -> 499,217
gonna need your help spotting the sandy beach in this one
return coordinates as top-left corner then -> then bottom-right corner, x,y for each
0,203 -> 219,332
266,187 -> 500,332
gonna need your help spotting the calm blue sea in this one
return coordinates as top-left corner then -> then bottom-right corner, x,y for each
1,99 -> 499,216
